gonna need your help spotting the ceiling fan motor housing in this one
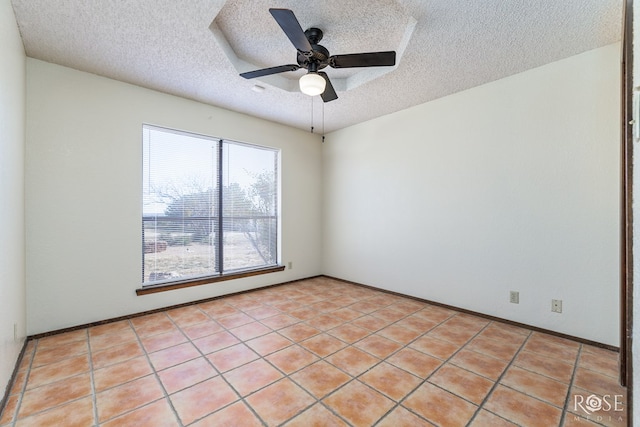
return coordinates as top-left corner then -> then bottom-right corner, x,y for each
297,28 -> 330,70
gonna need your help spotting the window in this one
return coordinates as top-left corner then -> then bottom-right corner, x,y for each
142,125 -> 279,287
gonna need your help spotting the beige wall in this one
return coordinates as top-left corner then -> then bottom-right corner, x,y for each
632,1 -> 639,421
20,34 -> 623,348
323,44 -> 621,346
0,2 -> 27,395
25,59 -> 323,335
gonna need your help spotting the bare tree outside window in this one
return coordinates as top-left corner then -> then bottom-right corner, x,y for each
142,125 -> 279,285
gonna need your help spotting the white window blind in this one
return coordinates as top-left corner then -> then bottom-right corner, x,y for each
142,125 -> 279,285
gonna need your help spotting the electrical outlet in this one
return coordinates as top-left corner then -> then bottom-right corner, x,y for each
551,299 -> 562,313
287,262 -> 292,269
509,291 -> 519,304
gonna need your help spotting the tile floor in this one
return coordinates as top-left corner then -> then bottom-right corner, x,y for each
0,277 -> 628,426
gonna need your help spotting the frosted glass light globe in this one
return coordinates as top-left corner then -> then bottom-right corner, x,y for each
299,72 -> 326,96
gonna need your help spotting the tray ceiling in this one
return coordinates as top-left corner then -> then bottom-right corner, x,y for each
10,0 -> 622,133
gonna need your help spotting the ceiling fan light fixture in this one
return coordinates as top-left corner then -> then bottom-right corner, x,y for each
240,9 -> 396,103
299,72 -> 326,96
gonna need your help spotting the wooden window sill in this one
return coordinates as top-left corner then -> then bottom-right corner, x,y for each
136,265 -> 286,296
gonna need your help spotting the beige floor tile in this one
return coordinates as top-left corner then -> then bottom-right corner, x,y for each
96,375 -> 164,423
18,373 -> 92,419
206,343 -> 259,373
484,385 -> 562,427
429,363 -> 494,405
93,356 -> 153,391
15,396 -> 94,427
290,361 -> 350,398
246,378 -> 315,426
101,399 -> 178,427
326,346 -> 379,376
6,279 -> 627,427
157,357 -> 217,394
170,376 -> 238,425
500,366 -> 568,407
191,402 -> 262,427
223,359 -> 283,396
284,403 -> 349,427
323,380 -> 394,426
360,362 -> 421,401
404,382 -> 477,427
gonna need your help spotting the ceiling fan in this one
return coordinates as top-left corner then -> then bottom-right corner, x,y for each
240,8 -> 397,102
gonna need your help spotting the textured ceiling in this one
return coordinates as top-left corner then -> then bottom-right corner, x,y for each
10,0 -> 622,133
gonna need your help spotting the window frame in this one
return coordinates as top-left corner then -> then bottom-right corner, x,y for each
138,124 -> 284,295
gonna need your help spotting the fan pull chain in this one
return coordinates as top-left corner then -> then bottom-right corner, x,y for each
322,101 -> 325,142
310,97 -> 326,142
310,96 -> 314,133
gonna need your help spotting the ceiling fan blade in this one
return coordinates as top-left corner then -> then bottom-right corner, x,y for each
269,8 -> 313,53
240,64 -> 300,79
330,51 -> 396,68
319,72 -> 338,102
